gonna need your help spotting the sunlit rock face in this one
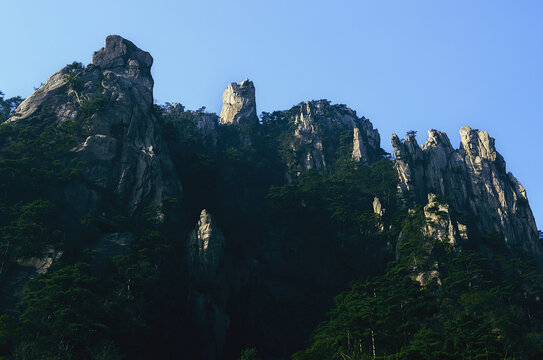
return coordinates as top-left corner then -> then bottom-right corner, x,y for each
9,35 -> 182,217
352,125 -> 381,164
284,100 -> 381,174
423,193 -> 468,246
187,209 -> 226,282
220,78 -> 258,126
392,127 -> 540,257
218,82 -> 382,175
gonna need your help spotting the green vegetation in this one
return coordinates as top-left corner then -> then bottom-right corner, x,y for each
1,202 -> 185,359
65,62 -> 85,93
293,211 -> 543,360
0,92 -> 188,359
239,347 -> 260,360
0,92 -> 23,123
0,113 -> 80,288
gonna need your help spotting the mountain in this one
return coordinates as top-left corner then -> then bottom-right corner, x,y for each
0,35 -> 542,360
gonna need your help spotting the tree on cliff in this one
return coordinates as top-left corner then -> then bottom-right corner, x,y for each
0,91 -> 23,122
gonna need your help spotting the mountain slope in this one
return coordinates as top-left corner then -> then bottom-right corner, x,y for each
0,35 -> 541,360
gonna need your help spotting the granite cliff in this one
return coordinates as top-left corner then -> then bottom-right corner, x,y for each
9,35 -> 182,218
392,128 -> 540,258
286,99 -> 381,172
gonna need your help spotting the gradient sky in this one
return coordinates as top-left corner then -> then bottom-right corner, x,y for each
1,1 -> 542,228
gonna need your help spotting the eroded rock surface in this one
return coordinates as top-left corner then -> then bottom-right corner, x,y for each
9,35 -> 182,217
187,209 -> 226,282
392,127 -> 540,257
220,79 -> 258,126
423,193 -> 467,245
286,100 -> 381,174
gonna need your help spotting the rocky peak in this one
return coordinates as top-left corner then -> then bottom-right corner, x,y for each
422,129 -> 454,153
219,78 -> 258,126
459,126 -> 497,161
392,133 -> 424,163
8,35 -> 182,217
287,100 -> 381,173
92,35 -> 153,72
391,133 -> 425,201
459,126 -> 506,174
392,127 -> 541,259
164,102 -> 185,114
91,34 -> 154,107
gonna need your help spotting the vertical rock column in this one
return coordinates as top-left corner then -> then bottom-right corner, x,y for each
219,78 -> 258,126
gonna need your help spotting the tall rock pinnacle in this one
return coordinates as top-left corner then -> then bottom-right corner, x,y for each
219,78 -> 258,126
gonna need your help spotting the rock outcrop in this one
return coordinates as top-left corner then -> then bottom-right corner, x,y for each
219,79 -> 258,126
286,100 -> 381,174
186,209 -> 230,360
1,247 -> 63,313
373,197 -> 385,231
187,209 -> 226,283
373,197 -> 384,217
423,193 -> 467,245
414,267 -> 441,287
9,35 -> 182,217
392,127 -> 540,257
16,247 -> 63,275
352,125 -> 380,163
218,83 -> 381,175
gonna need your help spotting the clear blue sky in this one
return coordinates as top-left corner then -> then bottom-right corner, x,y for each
2,1 -> 542,228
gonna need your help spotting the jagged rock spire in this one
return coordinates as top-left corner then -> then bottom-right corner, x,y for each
219,78 -> 258,126
187,209 -> 226,280
392,127 -> 540,258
